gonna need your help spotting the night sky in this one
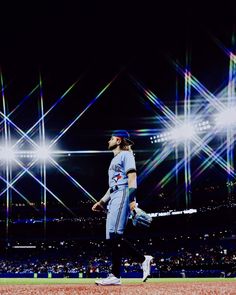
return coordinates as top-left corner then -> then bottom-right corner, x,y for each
0,1 -> 235,220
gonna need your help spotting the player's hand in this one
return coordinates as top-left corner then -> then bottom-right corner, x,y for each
131,207 -> 152,227
92,201 -> 105,212
129,201 -> 136,211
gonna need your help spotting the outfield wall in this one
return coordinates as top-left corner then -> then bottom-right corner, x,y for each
0,269 -> 233,278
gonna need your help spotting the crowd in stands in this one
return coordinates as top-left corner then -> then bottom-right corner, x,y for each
0,199 -> 235,277
0,236 -> 235,277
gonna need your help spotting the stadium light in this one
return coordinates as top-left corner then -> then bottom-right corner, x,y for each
215,107 -> 236,127
171,123 -> 195,141
36,146 -> 51,160
0,147 -> 15,161
195,120 -> 211,132
150,120 -> 212,144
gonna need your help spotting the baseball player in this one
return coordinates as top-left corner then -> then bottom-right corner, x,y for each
92,130 -> 153,285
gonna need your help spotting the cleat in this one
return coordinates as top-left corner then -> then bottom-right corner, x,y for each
95,273 -> 121,285
142,255 -> 153,282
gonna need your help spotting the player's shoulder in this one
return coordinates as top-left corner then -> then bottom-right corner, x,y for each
120,150 -> 132,154
120,150 -> 134,157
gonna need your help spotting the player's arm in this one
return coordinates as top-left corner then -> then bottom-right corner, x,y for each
127,171 -> 137,211
92,188 -> 111,212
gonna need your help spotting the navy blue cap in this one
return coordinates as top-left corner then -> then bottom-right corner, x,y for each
112,130 -> 134,145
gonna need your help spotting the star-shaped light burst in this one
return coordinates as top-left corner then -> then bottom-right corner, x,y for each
131,44 -> 236,208
0,71 -> 119,239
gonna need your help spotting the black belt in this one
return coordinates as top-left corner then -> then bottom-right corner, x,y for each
110,184 -> 128,193
110,185 -> 119,193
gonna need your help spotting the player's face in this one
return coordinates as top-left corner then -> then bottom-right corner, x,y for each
108,136 -> 120,150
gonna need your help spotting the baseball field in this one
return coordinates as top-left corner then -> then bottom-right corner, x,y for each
0,278 -> 235,294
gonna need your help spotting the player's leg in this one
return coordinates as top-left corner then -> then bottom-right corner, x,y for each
108,189 -> 129,278
109,188 -> 153,282
121,236 -> 145,263
96,189 -> 127,285
110,232 -> 122,278
120,236 -> 153,281
107,188 -> 130,237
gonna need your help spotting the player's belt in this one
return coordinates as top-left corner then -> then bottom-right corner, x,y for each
109,184 -> 127,193
109,185 -> 119,193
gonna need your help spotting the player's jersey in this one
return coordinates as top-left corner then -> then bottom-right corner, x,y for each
108,151 -> 136,188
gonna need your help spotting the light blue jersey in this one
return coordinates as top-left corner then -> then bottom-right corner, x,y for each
108,151 -> 136,188
106,151 -> 136,239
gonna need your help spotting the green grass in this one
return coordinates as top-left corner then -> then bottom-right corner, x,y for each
0,278 -> 235,285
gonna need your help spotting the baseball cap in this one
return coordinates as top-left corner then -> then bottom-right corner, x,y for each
112,130 -> 134,145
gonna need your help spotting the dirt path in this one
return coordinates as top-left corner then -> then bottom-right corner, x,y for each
0,282 -> 235,295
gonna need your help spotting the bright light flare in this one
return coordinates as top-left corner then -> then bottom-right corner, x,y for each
215,107 -> 236,127
0,147 -> 15,161
36,146 -> 51,160
171,123 -> 195,141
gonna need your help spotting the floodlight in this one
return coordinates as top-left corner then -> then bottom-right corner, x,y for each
0,147 -> 15,161
171,123 -> 195,141
36,146 -> 51,160
215,107 -> 236,127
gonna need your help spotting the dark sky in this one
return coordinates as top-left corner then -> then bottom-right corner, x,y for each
0,1 -> 235,216
0,1 -> 235,76
0,1 -> 235,127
